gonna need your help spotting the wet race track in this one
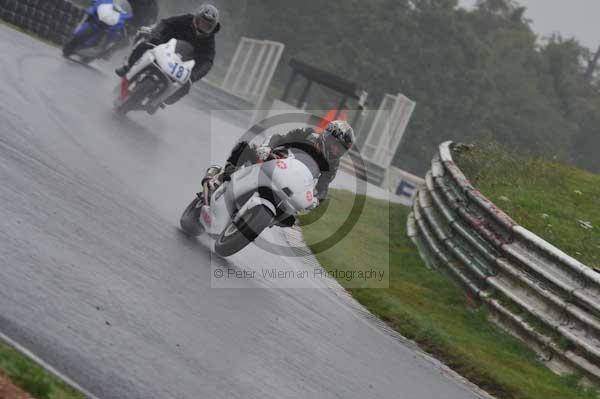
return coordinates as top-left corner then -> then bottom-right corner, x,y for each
0,25 -> 485,399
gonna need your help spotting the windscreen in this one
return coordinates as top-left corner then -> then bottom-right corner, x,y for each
175,41 -> 195,62
113,0 -> 133,15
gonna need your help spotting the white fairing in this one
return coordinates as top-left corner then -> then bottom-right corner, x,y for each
119,39 -> 196,109
97,4 -> 121,26
154,39 -> 195,84
269,158 -> 316,210
125,39 -> 195,86
199,155 -> 317,236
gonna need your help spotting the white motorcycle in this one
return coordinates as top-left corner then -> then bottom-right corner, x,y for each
180,148 -> 318,257
114,38 -> 195,115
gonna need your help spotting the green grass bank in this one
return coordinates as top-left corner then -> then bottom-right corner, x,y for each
455,141 -> 599,269
299,186 -> 598,399
0,339 -> 83,399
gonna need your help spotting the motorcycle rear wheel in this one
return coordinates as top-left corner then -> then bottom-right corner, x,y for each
214,206 -> 273,257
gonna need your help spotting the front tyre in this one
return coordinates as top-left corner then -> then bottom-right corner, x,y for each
62,20 -> 96,58
116,78 -> 156,116
179,197 -> 205,237
214,206 -> 273,257
62,35 -> 84,58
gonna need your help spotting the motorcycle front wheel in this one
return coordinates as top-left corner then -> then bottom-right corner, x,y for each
179,197 -> 205,237
115,78 -> 156,116
62,20 -> 97,58
214,206 -> 273,257
62,35 -> 87,58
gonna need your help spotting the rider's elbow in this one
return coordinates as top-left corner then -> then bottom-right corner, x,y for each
192,61 -> 213,82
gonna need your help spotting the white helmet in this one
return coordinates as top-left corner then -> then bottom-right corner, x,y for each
318,120 -> 355,161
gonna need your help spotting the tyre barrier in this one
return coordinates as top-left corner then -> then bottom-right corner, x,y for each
408,141 -> 600,384
0,0 -> 85,45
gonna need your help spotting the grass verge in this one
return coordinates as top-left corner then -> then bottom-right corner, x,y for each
299,189 -> 597,399
0,339 -> 83,399
455,140 -> 600,269
0,20 -> 82,399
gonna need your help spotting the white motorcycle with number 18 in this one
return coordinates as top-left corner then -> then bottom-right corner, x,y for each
180,147 -> 319,257
114,38 -> 195,116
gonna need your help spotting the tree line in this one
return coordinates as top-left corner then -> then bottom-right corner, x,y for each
164,0 -> 600,175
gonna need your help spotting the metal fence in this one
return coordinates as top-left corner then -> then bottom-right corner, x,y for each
340,93 -> 416,188
190,37 -> 284,126
360,93 -> 415,168
408,141 -> 600,384
221,37 -> 284,107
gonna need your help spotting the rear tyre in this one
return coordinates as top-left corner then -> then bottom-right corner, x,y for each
214,206 -> 273,257
179,197 -> 205,237
62,35 -> 83,57
62,21 -> 95,58
115,78 -> 156,116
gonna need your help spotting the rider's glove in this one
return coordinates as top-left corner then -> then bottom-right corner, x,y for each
139,26 -> 154,35
256,145 -> 272,162
135,26 -> 154,42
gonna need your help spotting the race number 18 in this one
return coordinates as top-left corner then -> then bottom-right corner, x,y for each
170,63 -> 186,80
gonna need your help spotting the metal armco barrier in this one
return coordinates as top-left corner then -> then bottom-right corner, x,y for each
339,149 -> 386,187
0,0 -> 84,45
408,141 -> 600,384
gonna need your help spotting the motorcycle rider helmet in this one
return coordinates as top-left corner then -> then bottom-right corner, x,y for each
193,3 -> 219,38
318,120 -> 355,161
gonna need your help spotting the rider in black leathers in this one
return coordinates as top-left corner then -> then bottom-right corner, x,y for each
201,120 -> 356,226
116,3 -> 220,105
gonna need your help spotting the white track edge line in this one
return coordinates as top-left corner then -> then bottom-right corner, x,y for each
0,330 -> 101,399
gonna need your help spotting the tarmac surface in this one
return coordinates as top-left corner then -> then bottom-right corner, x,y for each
0,25 -> 486,399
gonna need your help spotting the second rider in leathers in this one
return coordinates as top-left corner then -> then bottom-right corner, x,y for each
115,3 -> 220,107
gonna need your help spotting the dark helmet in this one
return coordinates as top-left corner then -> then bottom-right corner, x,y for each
193,3 -> 219,38
318,120 -> 355,161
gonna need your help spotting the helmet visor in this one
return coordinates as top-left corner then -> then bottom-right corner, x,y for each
325,136 -> 349,158
195,15 -> 216,34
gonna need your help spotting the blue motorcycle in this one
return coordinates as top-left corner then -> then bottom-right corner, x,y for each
62,0 -> 133,64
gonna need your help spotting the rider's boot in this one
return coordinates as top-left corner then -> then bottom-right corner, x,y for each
220,162 -> 236,182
